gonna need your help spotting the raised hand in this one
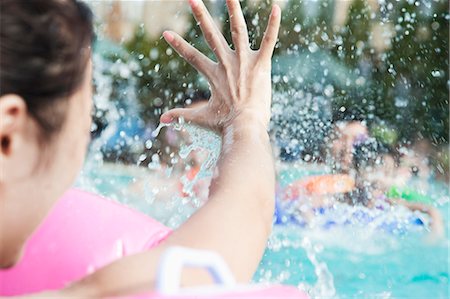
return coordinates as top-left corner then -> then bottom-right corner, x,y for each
160,0 -> 281,133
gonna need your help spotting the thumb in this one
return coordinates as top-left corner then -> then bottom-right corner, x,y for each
160,107 -> 207,126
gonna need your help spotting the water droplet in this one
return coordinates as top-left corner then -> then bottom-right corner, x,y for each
149,48 -> 159,60
324,85 -> 334,97
308,42 -> 319,53
431,70 -> 442,78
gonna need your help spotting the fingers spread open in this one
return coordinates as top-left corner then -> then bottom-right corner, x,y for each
163,31 -> 214,77
259,4 -> 281,61
226,0 -> 249,55
189,0 -> 229,62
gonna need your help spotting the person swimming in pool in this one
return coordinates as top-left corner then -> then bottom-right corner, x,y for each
279,138 -> 444,238
338,139 -> 445,238
329,120 -> 369,173
276,118 -> 369,218
0,0 -> 281,297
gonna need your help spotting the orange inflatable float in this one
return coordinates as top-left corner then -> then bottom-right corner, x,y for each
283,174 -> 355,200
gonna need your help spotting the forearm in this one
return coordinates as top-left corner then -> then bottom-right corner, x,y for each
210,118 -> 275,226
395,199 -> 444,236
411,204 -> 444,236
59,120 -> 275,298
169,118 -> 275,280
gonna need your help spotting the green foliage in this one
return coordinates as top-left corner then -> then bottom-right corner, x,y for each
279,0 -> 335,52
384,0 -> 449,144
371,124 -> 398,146
124,24 -> 207,126
219,0 -> 273,50
277,0 -> 448,145
340,0 -> 372,67
120,0 -> 448,148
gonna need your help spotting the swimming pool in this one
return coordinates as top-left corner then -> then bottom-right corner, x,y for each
257,219 -> 449,298
77,161 -> 449,299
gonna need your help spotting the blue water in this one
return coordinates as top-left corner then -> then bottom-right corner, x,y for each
255,222 -> 449,298
78,164 -> 449,299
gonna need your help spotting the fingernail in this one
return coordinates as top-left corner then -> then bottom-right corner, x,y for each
160,114 -> 173,123
162,31 -> 174,43
272,4 -> 280,17
189,0 -> 199,8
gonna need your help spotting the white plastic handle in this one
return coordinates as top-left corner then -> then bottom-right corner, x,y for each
156,246 -> 237,295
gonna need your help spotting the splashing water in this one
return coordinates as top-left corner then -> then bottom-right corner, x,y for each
77,52 -> 449,298
151,122 -> 171,139
300,237 -> 336,298
151,121 -> 221,208
77,1 -> 450,297
178,124 -> 221,204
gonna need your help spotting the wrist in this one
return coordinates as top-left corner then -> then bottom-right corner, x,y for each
221,114 -> 270,148
226,110 -> 269,132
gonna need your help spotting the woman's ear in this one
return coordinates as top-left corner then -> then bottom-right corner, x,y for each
0,94 -> 40,183
0,94 -> 26,155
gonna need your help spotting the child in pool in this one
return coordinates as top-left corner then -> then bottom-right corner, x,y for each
280,138 -> 444,238
0,0 -> 281,297
329,120 -> 369,173
338,139 -> 445,238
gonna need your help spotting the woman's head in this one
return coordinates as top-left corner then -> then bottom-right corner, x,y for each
1,0 -> 93,138
0,0 -> 94,267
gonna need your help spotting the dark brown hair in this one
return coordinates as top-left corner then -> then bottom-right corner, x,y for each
0,0 -> 94,137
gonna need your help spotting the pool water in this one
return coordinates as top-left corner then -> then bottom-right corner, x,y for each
256,221 -> 449,298
77,163 -> 449,299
